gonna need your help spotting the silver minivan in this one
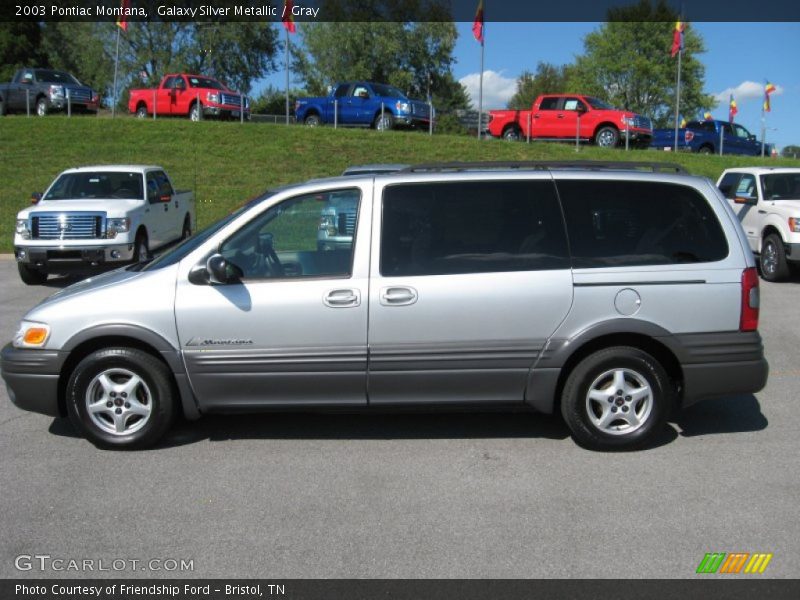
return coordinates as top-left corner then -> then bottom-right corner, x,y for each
1,162 -> 768,450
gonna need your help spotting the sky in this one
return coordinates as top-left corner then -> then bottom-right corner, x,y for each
261,22 -> 800,150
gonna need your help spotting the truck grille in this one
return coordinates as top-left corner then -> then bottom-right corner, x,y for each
633,115 -> 652,131
411,101 -> 431,119
66,87 -> 92,103
220,93 -> 247,108
32,213 -> 104,240
338,212 -> 357,235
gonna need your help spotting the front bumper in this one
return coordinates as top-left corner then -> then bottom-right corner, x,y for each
15,243 -> 135,272
50,98 -> 99,112
203,105 -> 251,120
1,343 -> 64,417
621,129 -> 652,145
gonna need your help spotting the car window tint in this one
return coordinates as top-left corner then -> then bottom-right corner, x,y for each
220,189 -> 361,280
334,84 -> 350,98
380,181 -> 569,277
735,175 -> 756,197
538,98 -> 560,110
557,180 -> 729,268
717,173 -> 741,199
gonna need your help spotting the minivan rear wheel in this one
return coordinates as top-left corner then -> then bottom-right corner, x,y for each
561,346 -> 671,450
66,348 -> 176,449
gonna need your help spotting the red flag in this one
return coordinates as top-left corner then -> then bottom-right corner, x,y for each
763,81 -> 776,112
116,0 -> 130,32
472,1 -> 484,44
670,21 -> 685,57
282,0 -> 296,34
728,94 -> 738,122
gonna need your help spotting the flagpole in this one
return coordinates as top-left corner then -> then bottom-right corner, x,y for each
112,25 -> 121,118
673,46 -> 681,152
285,26 -> 290,126
477,38 -> 484,140
761,105 -> 766,158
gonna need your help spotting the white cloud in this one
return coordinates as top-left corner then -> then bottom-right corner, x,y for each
459,70 -> 517,110
714,81 -> 784,104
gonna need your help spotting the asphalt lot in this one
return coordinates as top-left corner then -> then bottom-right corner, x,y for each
0,255 -> 798,579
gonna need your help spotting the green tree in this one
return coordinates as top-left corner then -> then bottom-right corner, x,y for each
782,145 -> 800,159
0,22 -> 46,81
293,1 -> 467,109
41,23 -> 113,94
568,0 -> 715,126
508,62 -> 574,109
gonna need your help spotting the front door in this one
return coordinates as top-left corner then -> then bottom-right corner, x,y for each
175,186 -> 371,410
367,178 -> 574,405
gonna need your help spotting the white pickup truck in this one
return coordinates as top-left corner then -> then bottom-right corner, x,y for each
717,167 -> 800,281
14,165 -> 195,285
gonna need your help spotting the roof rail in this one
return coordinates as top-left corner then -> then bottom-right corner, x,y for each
399,160 -> 688,175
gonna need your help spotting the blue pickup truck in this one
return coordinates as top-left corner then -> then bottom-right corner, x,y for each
295,82 -> 432,131
651,119 -> 770,156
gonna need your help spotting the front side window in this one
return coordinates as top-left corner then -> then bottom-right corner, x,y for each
220,189 -> 361,280
734,125 -> 750,139
735,174 -> 757,198
380,181 -> 569,277
538,97 -> 560,110
717,172 -> 741,199
557,180 -> 729,268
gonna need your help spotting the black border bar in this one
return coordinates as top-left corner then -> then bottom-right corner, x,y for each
3,0 -> 800,23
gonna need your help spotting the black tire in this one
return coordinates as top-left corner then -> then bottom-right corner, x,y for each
181,215 -> 192,240
36,97 -> 48,117
503,126 -> 521,141
135,103 -> 148,118
0,95 -> 6,116
373,112 -> 394,131
560,346 -> 672,451
304,113 -> 321,127
760,233 -> 789,282
66,347 -> 176,449
189,103 -> 201,121
17,263 -> 48,285
133,230 -> 150,262
697,145 -> 713,155
594,125 -> 619,148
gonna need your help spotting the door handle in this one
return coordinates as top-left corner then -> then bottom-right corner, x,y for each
758,210 -> 766,214
533,114 -> 540,118
324,289 -> 361,308
380,286 -> 418,306
557,113 -> 565,118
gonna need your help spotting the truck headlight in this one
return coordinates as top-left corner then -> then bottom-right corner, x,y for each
106,217 -> 130,239
790,217 -> 800,233
13,321 -> 50,349
49,85 -> 65,98
621,116 -> 635,127
207,92 -> 220,104
395,101 -> 410,113
318,215 -> 337,235
16,219 -> 31,239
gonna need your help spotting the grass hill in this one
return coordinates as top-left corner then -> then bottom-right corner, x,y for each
1,116 -> 798,253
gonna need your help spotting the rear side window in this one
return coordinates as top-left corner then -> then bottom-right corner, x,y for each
557,180 -> 729,268
538,98 -> 560,110
380,181 -> 569,277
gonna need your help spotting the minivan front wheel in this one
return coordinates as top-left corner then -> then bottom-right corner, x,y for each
66,348 -> 176,449
561,346 -> 671,450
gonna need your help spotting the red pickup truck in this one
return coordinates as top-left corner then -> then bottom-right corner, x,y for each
128,73 -> 250,121
487,94 -> 652,148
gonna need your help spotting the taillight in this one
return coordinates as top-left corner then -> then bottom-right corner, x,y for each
740,267 -> 759,331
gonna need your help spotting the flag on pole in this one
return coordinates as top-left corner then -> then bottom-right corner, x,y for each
703,111 -> 712,121
728,94 -> 738,122
472,0 -> 484,44
670,21 -> 685,57
116,0 -> 130,31
763,81 -> 776,112
282,0 -> 296,33
680,116 -> 687,128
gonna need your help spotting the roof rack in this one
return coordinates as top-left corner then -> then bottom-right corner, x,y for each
399,160 -> 688,175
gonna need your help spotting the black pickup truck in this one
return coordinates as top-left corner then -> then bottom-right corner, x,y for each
0,68 -> 99,116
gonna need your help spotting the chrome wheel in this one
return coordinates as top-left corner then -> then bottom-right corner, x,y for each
84,368 -> 153,436
503,128 -> 520,141
585,368 -> 653,436
36,99 -> 47,117
375,115 -> 393,131
189,105 -> 200,121
595,127 -> 618,147
761,240 -> 777,276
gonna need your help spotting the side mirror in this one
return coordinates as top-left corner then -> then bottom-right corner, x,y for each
21,78 -> 32,85
748,135 -> 756,142
207,254 -> 243,285
575,104 -> 587,113
734,196 -> 757,206
31,192 -> 42,205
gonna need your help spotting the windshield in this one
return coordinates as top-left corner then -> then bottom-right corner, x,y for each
187,76 -> 225,90
35,69 -> 80,84
585,97 -> 615,110
44,172 -> 144,200
371,83 -> 407,99
140,193 -> 275,271
760,174 -> 800,200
